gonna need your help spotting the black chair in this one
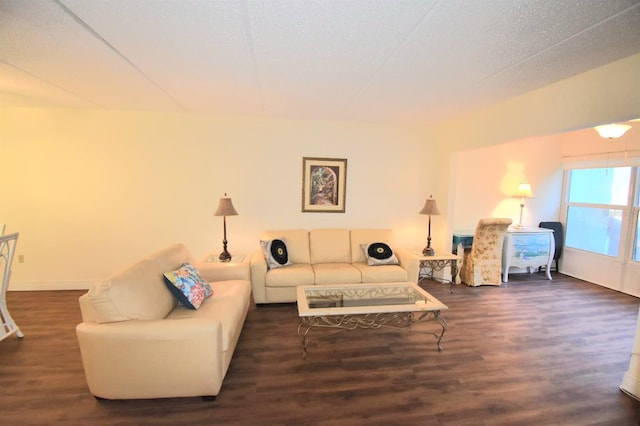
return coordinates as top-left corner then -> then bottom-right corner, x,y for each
539,221 -> 563,272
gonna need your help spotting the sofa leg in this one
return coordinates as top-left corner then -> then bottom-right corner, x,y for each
202,395 -> 217,402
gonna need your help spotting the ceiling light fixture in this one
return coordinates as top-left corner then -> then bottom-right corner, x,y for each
594,123 -> 631,139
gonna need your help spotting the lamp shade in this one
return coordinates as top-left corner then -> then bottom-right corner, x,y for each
419,196 -> 440,215
513,182 -> 534,199
213,194 -> 238,216
595,124 -> 631,139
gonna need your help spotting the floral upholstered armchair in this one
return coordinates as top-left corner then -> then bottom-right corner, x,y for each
460,218 -> 512,286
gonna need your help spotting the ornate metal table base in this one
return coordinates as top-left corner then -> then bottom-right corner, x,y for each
297,310 -> 446,359
419,258 -> 460,293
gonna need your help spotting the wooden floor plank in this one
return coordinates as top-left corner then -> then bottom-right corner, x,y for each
1,273 -> 640,424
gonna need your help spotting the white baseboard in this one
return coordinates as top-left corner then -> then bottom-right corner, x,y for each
8,280 -> 95,291
621,370 -> 640,401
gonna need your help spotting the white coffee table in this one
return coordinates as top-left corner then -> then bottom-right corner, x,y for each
296,282 -> 448,358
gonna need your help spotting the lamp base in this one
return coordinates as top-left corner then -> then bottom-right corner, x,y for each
422,247 -> 435,256
516,203 -> 526,229
218,250 -> 231,262
219,236 -> 231,262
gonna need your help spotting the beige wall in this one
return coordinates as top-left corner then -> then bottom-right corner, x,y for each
2,53 -> 639,290
451,135 -> 564,233
559,122 -> 640,164
436,53 -> 640,152
439,53 -> 640,239
0,110 -> 436,289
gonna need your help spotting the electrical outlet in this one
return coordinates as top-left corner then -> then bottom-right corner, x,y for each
18,254 -> 24,263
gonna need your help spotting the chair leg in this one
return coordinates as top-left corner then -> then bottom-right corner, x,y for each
0,302 -> 24,341
1,233 -> 23,341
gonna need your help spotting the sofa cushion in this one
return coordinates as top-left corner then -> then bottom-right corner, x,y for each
163,263 -> 213,309
361,242 -> 399,266
88,258 -> 176,323
350,229 -> 394,264
310,229 -> 351,264
167,280 -> 251,352
262,230 -> 311,264
260,238 -> 292,270
265,264 -> 315,287
353,263 -> 408,283
312,263 -> 361,284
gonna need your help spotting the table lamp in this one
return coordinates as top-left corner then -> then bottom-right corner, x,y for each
513,181 -> 534,228
419,195 -> 440,256
213,193 -> 238,262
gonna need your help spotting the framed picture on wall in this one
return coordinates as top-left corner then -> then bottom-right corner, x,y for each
302,157 -> 347,213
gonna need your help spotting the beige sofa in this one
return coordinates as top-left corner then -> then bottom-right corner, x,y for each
76,243 -> 251,400
250,228 -> 418,304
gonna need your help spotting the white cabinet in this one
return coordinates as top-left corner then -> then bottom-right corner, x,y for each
502,228 -> 555,283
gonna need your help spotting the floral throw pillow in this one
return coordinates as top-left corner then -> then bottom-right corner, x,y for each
163,263 -> 213,309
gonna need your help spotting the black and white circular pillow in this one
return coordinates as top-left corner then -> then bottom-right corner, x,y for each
260,238 -> 292,270
362,242 -> 399,266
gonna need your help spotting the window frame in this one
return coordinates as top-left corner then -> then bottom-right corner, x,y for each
563,166 -> 636,260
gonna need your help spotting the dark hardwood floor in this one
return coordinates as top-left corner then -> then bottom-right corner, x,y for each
2,273 -> 640,425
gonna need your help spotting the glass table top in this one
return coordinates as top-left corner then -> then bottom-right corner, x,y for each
297,283 -> 447,316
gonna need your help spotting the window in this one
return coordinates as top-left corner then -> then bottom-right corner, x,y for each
565,167 -> 630,257
566,206 -> 622,256
634,212 -> 640,261
633,171 -> 640,262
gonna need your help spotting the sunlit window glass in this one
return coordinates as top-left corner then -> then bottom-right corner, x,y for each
568,167 -> 630,205
566,206 -> 621,257
634,211 -> 640,262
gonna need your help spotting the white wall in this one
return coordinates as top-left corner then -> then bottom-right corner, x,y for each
435,53 -> 640,152
451,135 -> 564,233
0,109 -> 436,289
436,53 -> 640,236
2,53 -> 639,290
559,122 -> 640,164
445,53 -> 640,240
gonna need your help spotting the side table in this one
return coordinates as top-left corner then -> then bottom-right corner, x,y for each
415,251 -> 462,293
200,253 -> 250,282
203,253 -> 246,263
452,231 -> 474,254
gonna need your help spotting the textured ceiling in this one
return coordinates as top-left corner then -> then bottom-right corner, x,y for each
1,0 -> 640,124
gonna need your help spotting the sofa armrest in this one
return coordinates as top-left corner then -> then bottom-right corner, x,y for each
76,318 -> 225,399
395,248 -> 419,283
250,250 -> 268,303
193,261 -> 250,282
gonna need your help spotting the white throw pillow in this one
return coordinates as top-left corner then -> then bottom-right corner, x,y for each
261,238 -> 293,270
361,242 -> 399,266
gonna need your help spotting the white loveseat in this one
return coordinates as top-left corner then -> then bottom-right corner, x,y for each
76,243 -> 251,400
250,228 -> 418,304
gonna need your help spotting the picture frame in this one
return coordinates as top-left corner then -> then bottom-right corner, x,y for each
301,157 -> 347,213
